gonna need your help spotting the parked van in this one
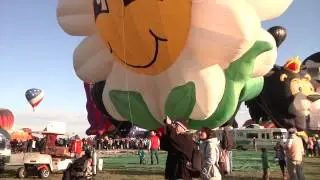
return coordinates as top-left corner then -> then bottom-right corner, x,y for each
216,124 -> 288,150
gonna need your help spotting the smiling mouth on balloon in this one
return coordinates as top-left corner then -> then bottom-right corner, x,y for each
107,29 -> 168,68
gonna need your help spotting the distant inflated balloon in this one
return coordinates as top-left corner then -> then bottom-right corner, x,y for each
0,108 -> 14,131
25,88 -> 44,111
267,26 -> 287,48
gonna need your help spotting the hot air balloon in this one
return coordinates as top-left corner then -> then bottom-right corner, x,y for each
244,57 -> 320,131
84,82 -> 115,135
91,81 -> 108,115
84,82 -> 132,136
0,109 -> 14,131
25,88 -> 44,111
267,26 -> 287,48
57,0 -> 293,130
0,128 -> 11,140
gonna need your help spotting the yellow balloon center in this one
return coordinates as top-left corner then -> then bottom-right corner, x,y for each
93,0 -> 191,75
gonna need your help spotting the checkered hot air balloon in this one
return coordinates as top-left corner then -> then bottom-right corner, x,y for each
25,88 -> 44,111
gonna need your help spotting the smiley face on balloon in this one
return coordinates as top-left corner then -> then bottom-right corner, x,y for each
93,0 -> 191,75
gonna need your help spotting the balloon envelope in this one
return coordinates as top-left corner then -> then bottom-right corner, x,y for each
25,88 -> 44,110
84,82 -> 132,136
0,128 -> 11,141
0,108 -> 14,131
10,130 -> 32,141
57,0 -> 292,130
267,26 -> 287,48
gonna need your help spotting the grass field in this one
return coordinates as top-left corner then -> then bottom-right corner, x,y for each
102,151 -> 320,180
1,150 -> 319,179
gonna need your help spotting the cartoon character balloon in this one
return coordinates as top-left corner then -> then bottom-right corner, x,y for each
57,0 -> 293,130
0,108 -> 14,131
245,57 -> 320,131
25,88 -> 44,111
302,52 -> 320,130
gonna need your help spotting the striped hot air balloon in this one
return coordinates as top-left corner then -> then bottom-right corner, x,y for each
0,109 -> 14,131
25,88 -> 44,111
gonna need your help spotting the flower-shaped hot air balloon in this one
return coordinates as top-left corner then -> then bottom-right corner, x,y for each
57,0 -> 293,130
25,88 -> 44,111
0,108 -> 14,131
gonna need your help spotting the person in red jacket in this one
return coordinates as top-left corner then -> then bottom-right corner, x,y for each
70,135 -> 83,158
148,131 -> 160,165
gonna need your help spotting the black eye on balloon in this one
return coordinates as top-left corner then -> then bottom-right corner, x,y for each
123,0 -> 135,6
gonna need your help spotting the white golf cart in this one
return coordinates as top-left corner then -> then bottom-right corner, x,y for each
17,132 -> 74,178
0,128 -> 11,173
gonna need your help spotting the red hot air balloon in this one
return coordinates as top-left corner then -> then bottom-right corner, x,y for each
0,108 -> 14,131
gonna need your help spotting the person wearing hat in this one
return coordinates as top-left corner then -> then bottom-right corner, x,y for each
160,117 -> 194,180
285,128 -> 305,180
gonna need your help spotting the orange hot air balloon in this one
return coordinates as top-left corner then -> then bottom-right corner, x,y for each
0,108 -> 14,131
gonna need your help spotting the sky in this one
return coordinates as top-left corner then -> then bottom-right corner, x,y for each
0,1 -> 319,136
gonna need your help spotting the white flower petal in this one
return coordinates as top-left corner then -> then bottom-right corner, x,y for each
57,0 -> 96,36
156,49 -> 225,120
74,34 -> 114,83
246,0 -> 293,21
188,0 -> 261,68
252,29 -> 277,77
104,62 -> 163,123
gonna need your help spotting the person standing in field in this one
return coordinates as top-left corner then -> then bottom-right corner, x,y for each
317,135 -> 320,157
285,128 -> 305,180
148,130 -> 160,165
221,126 -> 233,173
261,148 -> 269,180
199,127 -> 221,180
161,117 -> 194,180
253,137 -> 257,151
274,142 -> 287,179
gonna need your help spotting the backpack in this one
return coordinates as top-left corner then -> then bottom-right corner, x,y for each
187,145 -> 204,178
217,147 -> 230,175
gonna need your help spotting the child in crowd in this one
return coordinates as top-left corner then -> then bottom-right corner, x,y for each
138,147 -> 145,164
274,142 -> 287,179
261,148 -> 269,180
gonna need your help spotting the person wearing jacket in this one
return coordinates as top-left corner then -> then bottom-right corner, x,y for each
160,117 -> 194,180
285,128 -> 305,180
199,127 -> 221,180
221,126 -> 233,173
148,131 -> 160,165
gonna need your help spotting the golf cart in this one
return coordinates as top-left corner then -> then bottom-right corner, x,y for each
0,128 -> 11,173
17,132 -> 74,178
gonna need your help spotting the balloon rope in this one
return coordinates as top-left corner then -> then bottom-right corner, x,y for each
122,4 -> 134,130
253,99 -> 278,125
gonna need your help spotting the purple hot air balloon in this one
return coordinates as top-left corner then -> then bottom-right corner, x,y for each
84,83 -> 115,135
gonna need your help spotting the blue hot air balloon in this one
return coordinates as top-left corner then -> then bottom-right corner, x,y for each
25,88 -> 44,111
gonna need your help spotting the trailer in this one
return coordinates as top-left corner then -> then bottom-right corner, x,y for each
216,125 -> 288,150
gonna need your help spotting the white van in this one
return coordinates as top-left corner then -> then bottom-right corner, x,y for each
0,128 -> 11,172
216,125 -> 288,150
